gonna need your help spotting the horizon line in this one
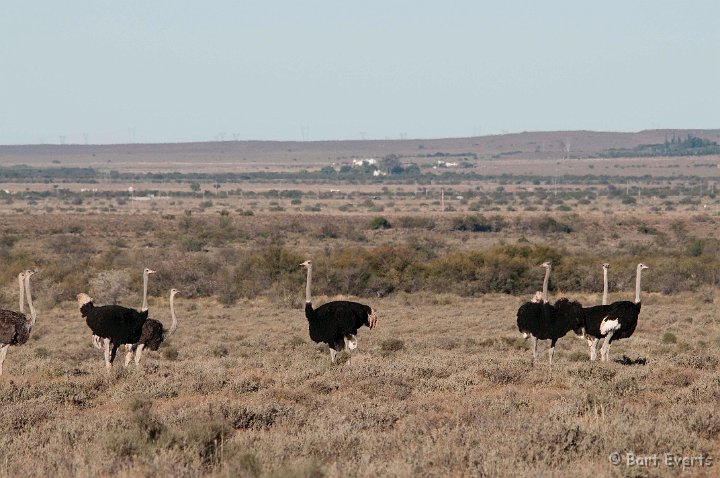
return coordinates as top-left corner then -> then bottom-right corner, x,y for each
1,127 -> 717,148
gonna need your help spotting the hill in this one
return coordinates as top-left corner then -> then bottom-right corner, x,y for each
1,129 -> 719,173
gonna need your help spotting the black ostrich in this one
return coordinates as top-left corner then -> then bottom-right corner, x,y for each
125,288 -> 179,366
77,292 -> 148,370
0,270 -> 38,375
92,267 -> 156,351
300,260 -> 378,363
516,262 -> 585,364
583,263 -> 649,362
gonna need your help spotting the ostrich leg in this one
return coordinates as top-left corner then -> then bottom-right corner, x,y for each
600,331 -> 615,362
103,339 -> 113,371
344,334 -> 357,365
549,338 -> 557,365
0,344 -> 9,375
133,344 -> 145,365
531,336 -> 538,364
588,337 -> 600,361
110,345 -> 119,367
124,344 -> 137,366
329,348 -> 337,363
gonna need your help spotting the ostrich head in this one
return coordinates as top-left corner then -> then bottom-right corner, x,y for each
77,293 -> 93,307
300,260 -> 312,268
638,263 -> 649,271
602,263 -> 610,270
367,308 -> 378,329
144,268 -> 156,275
24,269 -> 37,278
170,288 -> 179,297
540,261 -> 551,269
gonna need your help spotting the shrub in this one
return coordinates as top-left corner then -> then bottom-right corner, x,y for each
686,239 -> 704,257
368,216 -> 391,229
451,214 -> 505,232
396,216 -> 435,230
535,216 -> 572,233
380,338 -> 405,352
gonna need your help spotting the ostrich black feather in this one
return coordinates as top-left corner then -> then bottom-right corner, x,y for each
305,300 -> 374,350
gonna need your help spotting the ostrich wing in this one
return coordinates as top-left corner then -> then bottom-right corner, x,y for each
0,317 -> 18,343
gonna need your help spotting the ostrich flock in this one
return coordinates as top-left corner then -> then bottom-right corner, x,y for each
0,257 -> 648,375
517,261 -> 649,364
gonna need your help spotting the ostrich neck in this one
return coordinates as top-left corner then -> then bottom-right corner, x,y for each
542,266 -> 551,303
142,273 -> 149,311
24,275 -> 36,327
602,269 -> 608,305
635,266 -> 643,304
305,265 -> 312,303
18,275 -> 25,314
163,293 -> 178,341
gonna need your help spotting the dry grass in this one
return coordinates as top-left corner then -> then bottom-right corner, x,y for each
1,291 -> 718,477
0,149 -> 717,477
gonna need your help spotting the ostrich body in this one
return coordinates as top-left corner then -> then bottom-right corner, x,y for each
0,270 -> 38,375
301,260 -> 377,363
92,267 -> 155,350
125,289 -> 179,366
517,262 -> 585,364
583,263 -> 649,362
78,293 -> 148,370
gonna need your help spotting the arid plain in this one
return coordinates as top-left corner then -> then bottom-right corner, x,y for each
1,132 -> 719,477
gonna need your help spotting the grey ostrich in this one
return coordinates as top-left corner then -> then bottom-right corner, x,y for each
92,267 -> 155,350
0,270 -> 38,375
125,288 -> 179,366
300,260 -> 377,363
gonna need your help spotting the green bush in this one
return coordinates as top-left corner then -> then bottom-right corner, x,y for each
534,216 -> 572,234
451,214 -> 505,232
368,216 -> 392,229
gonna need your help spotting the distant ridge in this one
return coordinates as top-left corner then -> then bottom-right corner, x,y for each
1,129 -> 719,172
2,129 -> 719,155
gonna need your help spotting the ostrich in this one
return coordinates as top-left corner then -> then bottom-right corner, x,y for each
581,263 -> 611,360
0,270 -> 38,375
583,263 -> 649,362
519,261 -> 553,340
78,293 -> 148,370
124,288 -> 179,366
92,267 -> 156,350
517,262 -> 585,364
300,260 -> 377,363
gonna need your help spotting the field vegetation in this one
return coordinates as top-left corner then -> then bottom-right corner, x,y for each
0,140 -> 719,476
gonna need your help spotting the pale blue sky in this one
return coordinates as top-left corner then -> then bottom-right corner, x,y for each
1,1 -> 718,145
